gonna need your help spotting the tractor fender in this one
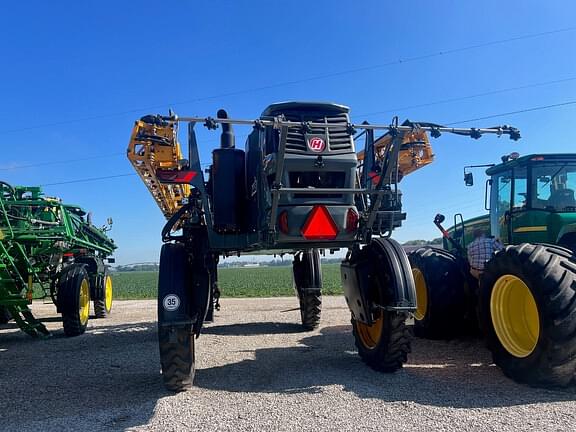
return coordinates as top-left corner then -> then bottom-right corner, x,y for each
75,255 -> 106,299
557,223 -> 576,251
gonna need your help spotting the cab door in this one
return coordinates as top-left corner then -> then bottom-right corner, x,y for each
490,171 -> 512,244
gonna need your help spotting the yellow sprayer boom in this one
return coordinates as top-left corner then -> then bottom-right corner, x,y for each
127,117 -> 189,218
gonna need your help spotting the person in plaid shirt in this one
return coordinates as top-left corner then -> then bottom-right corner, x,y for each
467,228 -> 503,279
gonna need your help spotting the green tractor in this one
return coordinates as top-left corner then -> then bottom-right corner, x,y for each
0,182 -> 116,337
409,153 -> 576,388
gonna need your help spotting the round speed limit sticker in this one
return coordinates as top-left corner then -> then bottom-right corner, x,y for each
163,294 -> 181,311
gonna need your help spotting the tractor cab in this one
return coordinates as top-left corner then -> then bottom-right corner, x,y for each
485,153 -> 576,249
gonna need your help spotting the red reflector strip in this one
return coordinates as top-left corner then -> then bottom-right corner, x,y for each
301,206 -> 339,240
368,171 -> 381,186
156,169 -> 197,183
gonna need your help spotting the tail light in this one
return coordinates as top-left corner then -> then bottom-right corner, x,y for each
301,206 -> 339,240
278,211 -> 289,235
346,208 -> 359,233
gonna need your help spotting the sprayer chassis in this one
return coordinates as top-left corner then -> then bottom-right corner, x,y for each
128,101 -> 520,390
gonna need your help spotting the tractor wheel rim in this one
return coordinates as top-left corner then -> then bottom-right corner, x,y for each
79,278 -> 90,325
412,268 -> 428,321
105,276 -> 113,312
490,274 -> 540,358
356,311 -> 384,349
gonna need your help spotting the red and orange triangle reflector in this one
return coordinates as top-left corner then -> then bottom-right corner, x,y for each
301,205 -> 339,240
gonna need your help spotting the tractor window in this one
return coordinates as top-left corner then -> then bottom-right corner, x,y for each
496,174 -> 512,214
513,167 -> 527,210
531,163 -> 576,212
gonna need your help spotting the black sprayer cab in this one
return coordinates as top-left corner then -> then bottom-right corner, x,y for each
208,102 -> 359,251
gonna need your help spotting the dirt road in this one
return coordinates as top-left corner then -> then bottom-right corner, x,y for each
1,297 -> 575,431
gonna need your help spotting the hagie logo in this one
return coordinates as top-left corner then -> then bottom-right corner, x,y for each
307,137 -> 326,152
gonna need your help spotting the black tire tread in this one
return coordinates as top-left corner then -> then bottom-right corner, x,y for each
58,264 -> 90,337
299,293 -> 322,330
353,312 -> 412,372
352,238 -> 413,373
158,325 -> 195,392
157,243 -> 195,391
94,273 -> 112,319
408,247 -> 469,339
479,243 -> 576,387
293,249 -> 322,331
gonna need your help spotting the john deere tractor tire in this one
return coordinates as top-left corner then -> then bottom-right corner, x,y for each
158,243 -> 195,391
0,306 -> 11,324
351,238 -> 413,372
293,249 -> 322,330
479,243 -> 576,387
94,272 -> 113,318
408,247 -> 468,339
57,264 -> 91,337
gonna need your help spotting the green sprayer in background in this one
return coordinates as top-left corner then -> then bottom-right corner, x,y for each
0,181 -> 116,337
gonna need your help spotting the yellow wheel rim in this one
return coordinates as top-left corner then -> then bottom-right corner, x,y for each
412,268 -> 428,321
490,274 -> 540,358
79,278 -> 90,325
104,275 -> 113,313
356,311 -> 384,349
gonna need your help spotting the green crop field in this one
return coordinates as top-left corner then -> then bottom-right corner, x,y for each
111,263 -> 343,299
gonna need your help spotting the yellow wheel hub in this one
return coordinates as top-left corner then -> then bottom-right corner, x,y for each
490,274 -> 540,358
412,268 -> 428,321
79,278 -> 90,325
104,275 -> 113,313
356,311 -> 384,349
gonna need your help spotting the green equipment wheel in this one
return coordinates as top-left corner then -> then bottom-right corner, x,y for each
293,249 -> 322,330
408,247 -> 468,339
0,306 -> 11,324
351,238 -> 413,372
158,243 -> 195,391
479,243 -> 576,387
94,272 -> 113,318
57,264 -> 91,337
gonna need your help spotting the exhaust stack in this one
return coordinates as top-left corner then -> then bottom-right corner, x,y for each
217,109 -> 235,149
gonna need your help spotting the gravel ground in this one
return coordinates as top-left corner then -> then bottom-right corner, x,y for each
1,297 -> 575,432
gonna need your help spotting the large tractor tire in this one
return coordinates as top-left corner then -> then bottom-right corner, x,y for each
57,264 -> 91,337
158,243 -> 195,392
0,306 -> 11,324
351,238 -> 413,372
94,271 -> 113,318
408,247 -> 468,339
479,243 -> 576,387
293,249 -> 322,330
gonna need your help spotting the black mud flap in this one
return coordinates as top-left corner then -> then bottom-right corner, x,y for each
191,260 -> 211,336
157,243 -> 196,328
341,238 -> 416,325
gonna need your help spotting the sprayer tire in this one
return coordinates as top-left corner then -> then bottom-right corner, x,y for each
293,249 -> 322,330
58,264 -> 91,337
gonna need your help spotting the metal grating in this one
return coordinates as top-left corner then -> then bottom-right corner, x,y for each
281,112 -> 353,153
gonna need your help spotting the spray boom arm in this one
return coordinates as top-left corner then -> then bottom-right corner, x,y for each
127,112 -> 520,219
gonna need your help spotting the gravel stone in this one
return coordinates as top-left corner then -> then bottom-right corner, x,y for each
1,297 -> 575,431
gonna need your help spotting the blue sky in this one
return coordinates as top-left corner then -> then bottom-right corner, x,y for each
1,1 -> 575,264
